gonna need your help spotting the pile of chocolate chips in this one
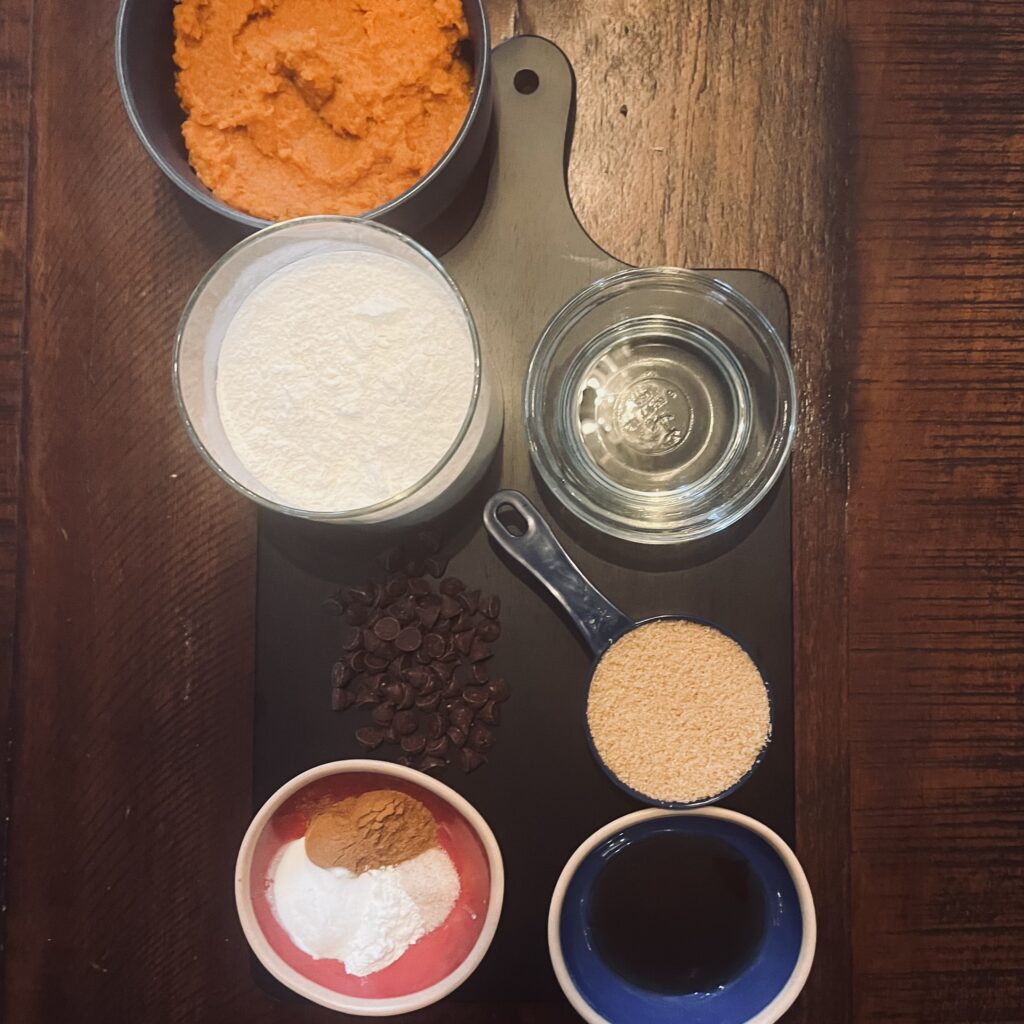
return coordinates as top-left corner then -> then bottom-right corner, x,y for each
328,539 -> 508,774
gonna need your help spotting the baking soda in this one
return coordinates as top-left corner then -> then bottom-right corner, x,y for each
269,839 -> 460,975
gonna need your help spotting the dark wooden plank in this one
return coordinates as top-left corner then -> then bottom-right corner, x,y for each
847,2 -> 1024,1020
0,0 -> 32,996
5,1 -> 850,1021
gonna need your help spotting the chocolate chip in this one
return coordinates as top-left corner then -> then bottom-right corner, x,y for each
406,667 -> 429,689
440,577 -> 465,596
372,703 -> 395,725
469,639 -> 493,662
365,607 -> 382,627
434,617 -> 452,636
416,603 -> 440,630
340,624 -> 362,651
415,691 -> 441,711
481,594 -> 501,619
363,628 -> 383,653
347,602 -> 369,626
459,588 -> 481,614
417,754 -> 446,773
423,633 -> 445,659
447,726 -> 467,748
480,700 -> 501,726
401,734 -> 426,755
385,574 -> 408,600
365,654 -> 389,671
439,594 -> 461,619
452,612 -> 474,633
347,583 -> 374,605
346,650 -> 367,673
396,595 -> 418,625
454,629 -> 474,656
331,661 -> 353,688
409,577 -> 432,597
395,626 -> 422,652
431,660 -> 454,681
425,735 -> 449,757
383,679 -> 403,704
373,617 -> 400,641
450,703 -> 474,731
488,677 -> 511,702
356,684 -> 381,707
463,685 -> 489,708
394,710 -> 418,735
453,663 -> 476,688
398,683 -> 416,710
459,747 -> 486,773
424,713 -> 445,739
472,662 -> 490,684
355,726 -> 384,750
415,646 -> 432,664
425,556 -> 447,578
469,723 -> 495,751
332,688 -> 354,711
385,725 -> 400,745
477,619 -> 501,643
442,679 -> 462,699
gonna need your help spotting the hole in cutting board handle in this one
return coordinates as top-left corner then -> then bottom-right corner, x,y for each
496,503 -> 528,537
514,69 -> 540,95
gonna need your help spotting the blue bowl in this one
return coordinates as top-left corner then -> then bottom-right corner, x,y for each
549,810 -> 816,1024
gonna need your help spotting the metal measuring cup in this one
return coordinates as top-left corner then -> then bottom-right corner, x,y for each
483,489 -> 773,808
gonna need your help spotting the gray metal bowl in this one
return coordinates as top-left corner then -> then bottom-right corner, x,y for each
114,0 -> 492,233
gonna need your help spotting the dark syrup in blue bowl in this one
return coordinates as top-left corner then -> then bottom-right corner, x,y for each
587,833 -> 767,994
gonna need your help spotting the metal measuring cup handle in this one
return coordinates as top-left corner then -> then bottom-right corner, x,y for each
482,490 -> 634,654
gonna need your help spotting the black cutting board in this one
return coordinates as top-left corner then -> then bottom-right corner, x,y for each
253,35 -> 793,1004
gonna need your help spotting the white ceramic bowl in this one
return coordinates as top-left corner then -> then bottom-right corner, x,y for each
236,760 -> 504,1015
548,808 -> 816,1024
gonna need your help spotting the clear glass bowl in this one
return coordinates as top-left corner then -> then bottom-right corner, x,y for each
174,216 -> 503,524
524,268 -> 796,544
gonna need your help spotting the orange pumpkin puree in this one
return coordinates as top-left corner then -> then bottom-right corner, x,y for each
172,0 -> 472,220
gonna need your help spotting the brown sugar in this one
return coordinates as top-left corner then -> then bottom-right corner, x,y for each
586,619 -> 771,804
305,789 -> 437,874
172,0 -> 472,220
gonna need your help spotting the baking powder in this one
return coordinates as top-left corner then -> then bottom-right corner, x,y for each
216,250 -> 475,512
270,839 -> 461,975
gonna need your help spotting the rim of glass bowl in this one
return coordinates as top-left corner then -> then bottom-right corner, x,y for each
524,267 -> 798,544
173,215 -> 483,521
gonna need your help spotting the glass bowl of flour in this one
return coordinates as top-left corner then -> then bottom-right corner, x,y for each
174,217 -> 502,523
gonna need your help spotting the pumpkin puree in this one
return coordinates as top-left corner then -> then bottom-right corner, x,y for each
173,0 -> 472,220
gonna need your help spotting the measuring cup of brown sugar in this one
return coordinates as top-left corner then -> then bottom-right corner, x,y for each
483,490 -> 772,808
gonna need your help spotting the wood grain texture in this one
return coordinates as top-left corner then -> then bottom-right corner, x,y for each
847,2 -> 1024,1020
8,0 -> 1024,1018
0,0 -> 31,994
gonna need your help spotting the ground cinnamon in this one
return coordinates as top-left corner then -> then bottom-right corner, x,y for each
304,790 -> 437,874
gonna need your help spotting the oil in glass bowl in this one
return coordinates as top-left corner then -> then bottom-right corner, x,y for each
525,268 -> 796,544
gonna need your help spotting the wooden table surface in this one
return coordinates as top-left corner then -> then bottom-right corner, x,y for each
2,1 -> 1023,1021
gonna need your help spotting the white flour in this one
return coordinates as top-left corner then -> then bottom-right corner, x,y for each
269,840 -> 461,975
216,250 -> 475,512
